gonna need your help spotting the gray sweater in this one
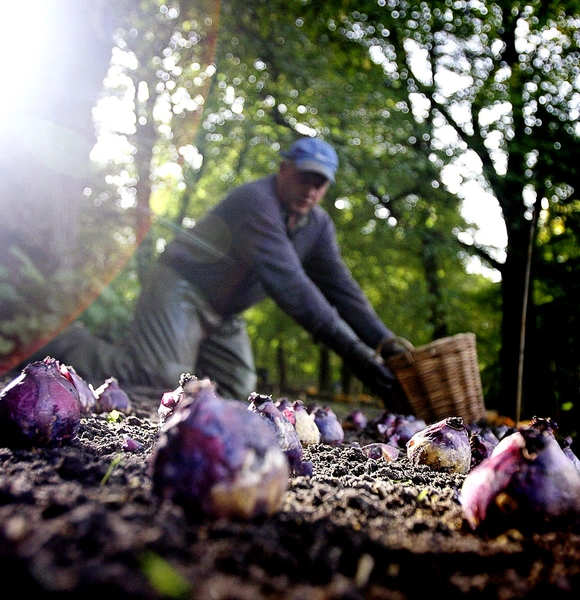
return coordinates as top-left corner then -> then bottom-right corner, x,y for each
160,174 -> 391,356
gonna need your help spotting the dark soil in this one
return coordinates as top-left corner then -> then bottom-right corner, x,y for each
1,379 -> 580,600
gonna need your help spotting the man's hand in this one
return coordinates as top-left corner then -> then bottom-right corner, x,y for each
376,336 -> 409,362
345,340 -> 412,414
315,319 -> 413,414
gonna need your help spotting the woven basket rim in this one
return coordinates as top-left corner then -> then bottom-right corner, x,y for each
385,332 -> 476,366
384,332 -> 485,423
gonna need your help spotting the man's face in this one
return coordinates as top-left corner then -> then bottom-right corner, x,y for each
276,161 -> 331,218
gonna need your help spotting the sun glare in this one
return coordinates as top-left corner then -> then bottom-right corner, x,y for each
0,1 -> 50,121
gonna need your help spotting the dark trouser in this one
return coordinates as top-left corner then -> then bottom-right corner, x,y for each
34,263 -> 257,399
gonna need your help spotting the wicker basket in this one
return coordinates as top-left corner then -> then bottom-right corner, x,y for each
382,333 -> 486,424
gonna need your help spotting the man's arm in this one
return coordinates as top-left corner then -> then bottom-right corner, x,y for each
302,216 -> 398,351
241,194 -> 410,410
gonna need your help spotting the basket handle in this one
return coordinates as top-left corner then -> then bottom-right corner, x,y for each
375,336 -> 415,363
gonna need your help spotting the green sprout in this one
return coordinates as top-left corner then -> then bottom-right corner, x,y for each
101,453 -> 123,485
106,410 -> 122,423
140,551 -> 191,598
417,488 -> 430,502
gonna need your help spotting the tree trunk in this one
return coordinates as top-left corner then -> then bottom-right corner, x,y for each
276,343 -> 287,391
499,213 -> 539,421
421,230 -> 448,340
341,361 -> 353,396
318,346 -> 331,393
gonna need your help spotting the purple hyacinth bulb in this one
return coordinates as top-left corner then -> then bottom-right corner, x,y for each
371,410 -> 397,438
157,373 -> 216,425
343,409 -> 368,430
406,416 -> 471,474
93,377 -> 132,414
523,416 -> 580,471
387,415 -> 428,448
470,432 -> 497,469
150,385 -> 290,520
460,428 -> 580,532
158,387 -> 181,424
292,400 -> 320,447
361,442 -> 400,462
248,393 -> 312,476
275,398 -> 296,426
560,436 -> 580,472
312,406 -> 344,446
122,436 -> 143,453
0,357 -> 81,448
67,365 -> 97,414
371,411 -> 427,448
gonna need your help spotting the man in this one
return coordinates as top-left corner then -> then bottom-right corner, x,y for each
34,137 -> 411,411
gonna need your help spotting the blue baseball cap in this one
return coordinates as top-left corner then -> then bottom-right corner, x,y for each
281,137 -> 339,183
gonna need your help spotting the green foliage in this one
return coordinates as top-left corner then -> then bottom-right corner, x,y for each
78,254 -> 141,340
0,233 -> 106,369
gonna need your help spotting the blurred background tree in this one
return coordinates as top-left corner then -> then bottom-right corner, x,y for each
1,0 -> 578,433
